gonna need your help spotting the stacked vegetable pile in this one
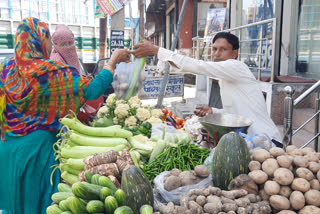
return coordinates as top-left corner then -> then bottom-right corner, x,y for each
95,94 -> 164,137
52,114 -> 133,185
156,185 -> 272,214
160,108 -> 185,130
47,165 -> 154,214
247,146 -> 320,213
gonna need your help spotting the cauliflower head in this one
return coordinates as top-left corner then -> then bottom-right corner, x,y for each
116,100 -> 127,106
151,109 -> 164,118
147,117 -> 163,124
128,96 -> 141,105
125,116 -> 138,128
136,108 -> 151,122
97,106 -> 109,118
114,103 -> 130,119
113,117 -> 119,124
106,93 -> 117,106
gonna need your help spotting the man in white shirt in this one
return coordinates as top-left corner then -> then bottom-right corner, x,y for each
132,32 -> 282,146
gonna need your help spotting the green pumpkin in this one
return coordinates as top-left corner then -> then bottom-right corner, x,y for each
212,132 -> 251,190
121,166 -> 154,214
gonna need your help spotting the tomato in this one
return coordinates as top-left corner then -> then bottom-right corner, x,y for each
168,111 -> 173,117
176,125 -> 182,129
176,118 -> 183,125
162,115 -> 166,121
172,114 -> 177,119
162,109 -> 168,114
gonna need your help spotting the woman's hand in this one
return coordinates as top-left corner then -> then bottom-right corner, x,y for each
104,49 -> 131,74
131,40 -> 159,58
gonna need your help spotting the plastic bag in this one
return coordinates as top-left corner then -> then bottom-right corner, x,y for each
112,57 -> 147,100
204,148 -> 215,172
153,171 -> 213,205
239,132 -> 276,151
150,123 -> 193,145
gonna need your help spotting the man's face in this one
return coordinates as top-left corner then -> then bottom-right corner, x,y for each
212,38 -> 238,62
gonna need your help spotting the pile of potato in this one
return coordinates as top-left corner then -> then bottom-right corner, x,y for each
156,186 -> 272,214
248,146 -> 320,213
164,165 -> 210,191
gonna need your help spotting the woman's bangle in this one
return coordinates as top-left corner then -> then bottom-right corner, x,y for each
103,64 -> 115,75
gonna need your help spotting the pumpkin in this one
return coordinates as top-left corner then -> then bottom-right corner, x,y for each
212,132 -> 251,190
121,166 -> 154,214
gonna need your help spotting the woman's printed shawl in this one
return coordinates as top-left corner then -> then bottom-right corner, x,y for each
0,17 -> 90,137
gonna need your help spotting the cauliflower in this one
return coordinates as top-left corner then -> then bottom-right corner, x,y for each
151,109 -> 164,118
114,103 -> 130,119
113,117 -> 119,124
147,116 -> 163,124
116,100 -> 127,106
125,116 -> 137,128
128,96 -> 141,105
130,103 -> 140,109
136,108 -> 151,122
97,106 -> 109,118
106,93 -> 117,106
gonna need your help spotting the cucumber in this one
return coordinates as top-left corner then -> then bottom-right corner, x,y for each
58,183 -> 72,193
98,176 -> 117,192
140,204 -> 153,214
51,192 -> 74,204
85,171 -> 93,183
61,212 -> 72,214
86,200 -> 105,213
114,189 -> 126,206
66,196 -> 87,214
114,206 -> 134,214
104,196 -> 118,214
58,200 -> 70,212
72,181 -> 102,200
46,204 -> 63,214
91,174 -> 101,185
99,187 -> 113,201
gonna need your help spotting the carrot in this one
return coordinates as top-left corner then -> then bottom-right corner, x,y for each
84,150 -> 119,169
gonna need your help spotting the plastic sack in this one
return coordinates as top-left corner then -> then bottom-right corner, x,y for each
150,123 -> 193,145
112,57 -> 147,100
204,148 -> 215,172
239,132 -> 276,151
153,171 -> 213,205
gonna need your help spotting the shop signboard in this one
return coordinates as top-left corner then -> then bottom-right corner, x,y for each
139,75 -> 184,99
110,30 -> 124,55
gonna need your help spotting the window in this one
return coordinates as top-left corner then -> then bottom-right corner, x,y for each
0,0 -> 10,19
296,0 -> 320,79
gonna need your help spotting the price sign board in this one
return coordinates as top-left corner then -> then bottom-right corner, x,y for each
110,30 -> 124,55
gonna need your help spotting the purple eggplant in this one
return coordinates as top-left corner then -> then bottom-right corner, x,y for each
166,116 -> 177,128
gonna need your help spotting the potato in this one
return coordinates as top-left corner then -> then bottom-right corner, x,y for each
274,168 -> 294,185
252,149 -> 270,163
305,152 -> 319,162
179,171 -> 197,186
298,205 -> 320,214
269,195 -> 290,210
293,156 -> 309,168
259,189 -> 270,201
305,189 -> 320,206
289,191 -> 305,210
203,202 -> 222,214
164,175 -> 181,191
277,155 -> 293,169
170,168 -> 181,176
248,170 -> 268,184
277,211 -> 297,214
269,147 -> 285,157
309,162 -> 320,173
264,180 -> 280,195
248,161 -> 261,171
279,186 -> 292,198
302,147 -> 315,155
194,165 -> 210,178
262,158 -> 279,177
291,178 -> 311,192
290,149 -> 304,156
196,195 -> 206,207
310,179 -> 320,190
296,167 -> 314,181
286,145 -> 297,153
317,170 -> 320,182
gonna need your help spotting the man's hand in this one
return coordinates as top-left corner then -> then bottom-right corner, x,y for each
104,49 -> 131,75
131,40 -> 159,58
194,105 -> 213,117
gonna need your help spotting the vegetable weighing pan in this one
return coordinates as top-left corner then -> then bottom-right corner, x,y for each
198,113 -> 252,141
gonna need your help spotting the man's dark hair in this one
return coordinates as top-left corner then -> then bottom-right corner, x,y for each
212,32 -> 239,50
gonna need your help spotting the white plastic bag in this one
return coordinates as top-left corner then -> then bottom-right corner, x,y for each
112,57 -> 147,100
239,132 -> 276,151
153,171 -> 213,205
150,124 -> 192,145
